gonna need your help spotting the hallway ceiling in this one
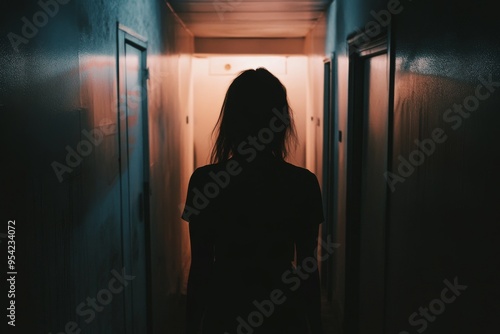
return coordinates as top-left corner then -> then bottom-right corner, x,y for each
167,0 -> 333,38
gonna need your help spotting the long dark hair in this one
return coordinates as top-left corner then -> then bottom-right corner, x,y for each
210,67 -> 297,164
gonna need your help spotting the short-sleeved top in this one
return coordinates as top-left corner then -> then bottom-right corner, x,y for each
182,154 -> 324,258
181,154 -> 324,330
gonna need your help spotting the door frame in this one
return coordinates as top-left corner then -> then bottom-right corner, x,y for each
116,22 -> 152,334
321,53 -> 338,302
344,27 -> 394,334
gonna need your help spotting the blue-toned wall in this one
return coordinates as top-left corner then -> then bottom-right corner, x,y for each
0,0 -> 193,333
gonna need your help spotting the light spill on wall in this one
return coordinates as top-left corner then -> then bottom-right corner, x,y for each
0,0 -> 194,332
191,55 -> 309,169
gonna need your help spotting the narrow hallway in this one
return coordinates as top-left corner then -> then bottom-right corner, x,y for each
1,0 -> 499,333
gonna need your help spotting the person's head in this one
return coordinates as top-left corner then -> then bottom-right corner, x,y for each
210,67 -> 297,164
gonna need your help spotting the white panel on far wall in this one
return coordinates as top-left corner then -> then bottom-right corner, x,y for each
209,56 -> 287,75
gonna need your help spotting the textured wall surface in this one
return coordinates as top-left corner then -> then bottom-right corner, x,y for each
387,1 -> 500,333
324,0 -> 499,332
0,0 -> 193,333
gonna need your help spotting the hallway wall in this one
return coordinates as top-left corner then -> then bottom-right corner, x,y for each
0,0 -> 193,333
321,0 -> 499,332
305,1 -> 346,318
305,15 -> 327,180
386,1 -> 499,333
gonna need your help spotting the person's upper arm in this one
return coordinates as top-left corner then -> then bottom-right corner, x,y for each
308,171 -> 325,226
183,168 -> 214,333
296,171 -> 324,260
182,168 -> 204,223
182,167 -> 214,259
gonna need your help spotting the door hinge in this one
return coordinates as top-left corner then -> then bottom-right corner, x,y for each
144,67 -> 150,80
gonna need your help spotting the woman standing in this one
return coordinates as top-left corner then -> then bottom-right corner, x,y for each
182,68 -> 324,334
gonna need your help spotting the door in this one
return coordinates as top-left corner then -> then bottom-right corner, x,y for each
359,51 -> 389,334
117,24 -> 151,334
345,31 -> 392,334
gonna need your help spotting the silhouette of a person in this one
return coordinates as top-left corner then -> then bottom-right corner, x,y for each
182,68 -> 324,334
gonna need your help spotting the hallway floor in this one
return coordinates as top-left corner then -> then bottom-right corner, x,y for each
173,293 -> 342,334
321,294 -> 343,334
